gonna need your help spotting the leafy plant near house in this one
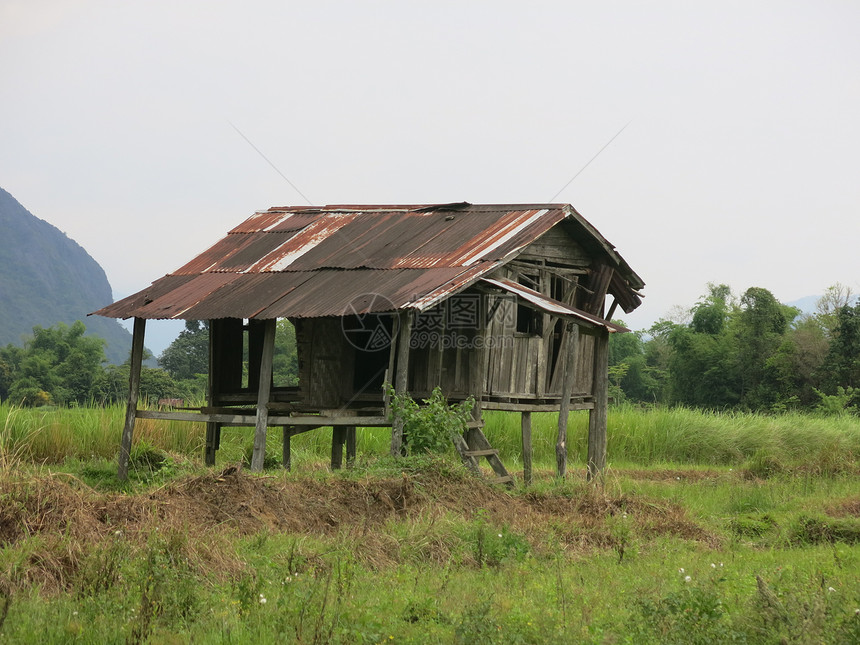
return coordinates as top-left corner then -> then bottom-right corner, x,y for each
386,386 -> 475,455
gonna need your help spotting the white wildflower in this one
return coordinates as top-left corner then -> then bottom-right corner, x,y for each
678,568 -> 685,574
684,576 -> 692,583
828,587 -> 836,593
711,563 -> 716,568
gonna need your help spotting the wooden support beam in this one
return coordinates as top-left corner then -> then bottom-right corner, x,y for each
282,426 -> 293,470
345,425 -> 356,468
587,327 -> 610,481
481,400 -> 593,412
118,317 -> 145,480
331,426 -> 346,470
521,411 -> 533,486
250,318 -> 276,471
135,409 -> 388,426
390,309 -> 413,457
556,323 -> 580,479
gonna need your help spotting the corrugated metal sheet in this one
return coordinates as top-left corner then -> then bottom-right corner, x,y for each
480,277 -> 629,333
92,203 -> 643,321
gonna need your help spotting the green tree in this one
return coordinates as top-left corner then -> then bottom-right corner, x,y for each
4,321 -> 106,405
815,282 -> 855,338
690,283 -> 734,335
667,285 -> 741,408
158,321 -> 209,380
0,345 -> 24,400
733,287 -> 797,409
93,364 -> 189,404
668,325 -> 740,408
273,319 -> 299,386
609,323 -> 666,403
820,302 -> 860,395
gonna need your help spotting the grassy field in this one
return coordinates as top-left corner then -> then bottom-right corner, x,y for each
1,402 -> 860,643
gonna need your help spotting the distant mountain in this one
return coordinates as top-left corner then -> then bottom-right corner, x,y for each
0,186 -> 131,364
786,295 -> 819,316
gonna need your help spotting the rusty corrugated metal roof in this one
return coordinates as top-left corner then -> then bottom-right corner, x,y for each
92,203 -> 644,321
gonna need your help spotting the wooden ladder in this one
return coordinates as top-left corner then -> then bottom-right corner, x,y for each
452,422 -> 515,486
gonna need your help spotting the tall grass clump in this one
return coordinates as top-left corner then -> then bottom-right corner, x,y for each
0,400 -> 207,464
482,405 -> 860,471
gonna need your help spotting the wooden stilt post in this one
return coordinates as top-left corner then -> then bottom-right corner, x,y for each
521,411 -> 533,486
587,327 -> 610,481
204,423 -> 218,466
390,309 -> 413,457
250,318 -> 276,471
331,427 -> 346,470
205,318 -> 218,467
556,322 -> 579,479
118,317 -> 145,480
345,426 -> 356,468
282,426 -> 293,471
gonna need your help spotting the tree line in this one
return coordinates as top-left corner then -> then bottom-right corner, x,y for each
1,284 -> 857,414
609,283 -> 859,413
0,319 -> 298,406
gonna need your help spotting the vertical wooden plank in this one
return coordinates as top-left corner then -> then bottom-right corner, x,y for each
345,425 -> 356,468
331,426 -> 345,470
556,323 -> 579,479
250,318 -> 276,471
521,411 -> 533,486
282,426 -> 293,471
118,317 -> 145,480
587,327 -> 610,481
390,309 -> 413,457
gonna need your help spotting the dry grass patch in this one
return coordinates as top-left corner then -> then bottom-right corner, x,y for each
0,463 -> 717,592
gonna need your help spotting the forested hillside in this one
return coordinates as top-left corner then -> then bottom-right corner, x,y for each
0,186 -> 130,364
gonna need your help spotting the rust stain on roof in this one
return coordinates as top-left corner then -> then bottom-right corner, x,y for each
93,203 -> 644,321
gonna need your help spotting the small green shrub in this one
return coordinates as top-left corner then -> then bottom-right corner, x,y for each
628,580 -> 743,645
463,510 -> 530,567
729,513 -> 778,538
453,598 -> 498,645
744,448 -> 786,479
790,514 -> 860,545
401,597 -> 449,625
387,386 -> 475,455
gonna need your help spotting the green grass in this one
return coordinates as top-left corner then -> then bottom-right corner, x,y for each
2,402 -> 860,642
1,461 -> 859,643
4,401 -> 859,475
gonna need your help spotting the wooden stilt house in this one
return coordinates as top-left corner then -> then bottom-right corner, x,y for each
93,202 -> 644,482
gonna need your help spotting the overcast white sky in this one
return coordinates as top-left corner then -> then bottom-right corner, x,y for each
2,1 -> 859,346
